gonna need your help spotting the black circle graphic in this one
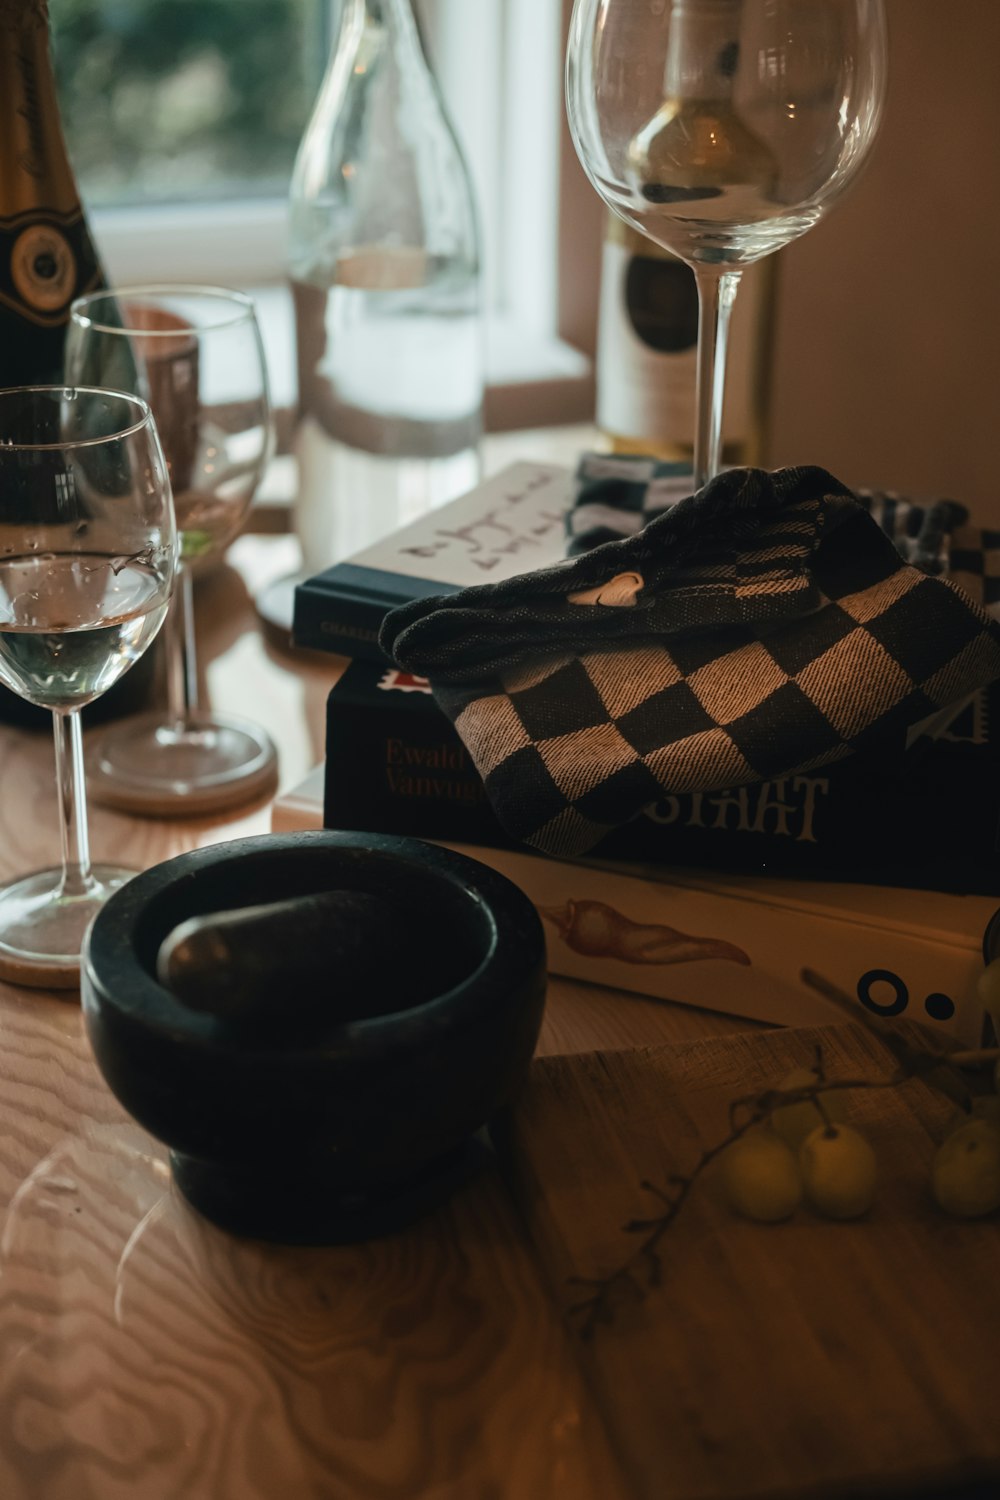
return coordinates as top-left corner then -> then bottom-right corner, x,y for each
924,992 -> 956,1022
625,256 -> 699,353
857,968 -> 909,1018
33,252 -> 58,282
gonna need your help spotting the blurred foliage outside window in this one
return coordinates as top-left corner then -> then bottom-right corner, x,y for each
51,0 -> 329,208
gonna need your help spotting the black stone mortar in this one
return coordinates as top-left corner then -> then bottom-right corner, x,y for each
81,831 -> 547,1244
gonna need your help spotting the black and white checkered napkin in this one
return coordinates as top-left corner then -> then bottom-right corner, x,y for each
566,452 -> 970,574
380,464 -> 1000,858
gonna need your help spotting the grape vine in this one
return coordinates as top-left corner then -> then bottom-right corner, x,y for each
566,968 -> 1000,1340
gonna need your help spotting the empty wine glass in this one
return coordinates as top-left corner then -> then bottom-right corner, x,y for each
567,0 -> 888,487
66,286 -> 277,815
0,386 -> 177,988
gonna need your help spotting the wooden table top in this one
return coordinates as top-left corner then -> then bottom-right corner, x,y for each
0,443 -> 773,1500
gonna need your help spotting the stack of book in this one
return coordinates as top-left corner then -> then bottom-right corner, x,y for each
287,462 -> 1000,1045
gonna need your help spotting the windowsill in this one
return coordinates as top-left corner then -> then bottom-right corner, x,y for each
95,202 -> 594,427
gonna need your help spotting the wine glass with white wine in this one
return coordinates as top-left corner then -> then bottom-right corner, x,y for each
0,386 -> 177,987
567,0 -> 888,488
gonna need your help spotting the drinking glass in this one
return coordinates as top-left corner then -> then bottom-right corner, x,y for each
566,0 -> 888,487
66,286 -> 277,815
0,386 -> 177,987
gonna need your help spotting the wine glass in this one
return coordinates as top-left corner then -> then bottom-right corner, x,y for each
65,285 -> 277,816
0,386 -> 177,988
566,0 -> 888,488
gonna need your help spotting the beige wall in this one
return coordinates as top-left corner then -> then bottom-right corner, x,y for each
767,0 -> 1000,515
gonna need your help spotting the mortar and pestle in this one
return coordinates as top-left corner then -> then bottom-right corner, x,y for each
81,831 -> 546,1243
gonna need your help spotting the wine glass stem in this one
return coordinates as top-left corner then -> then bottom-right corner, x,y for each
53,709 -> 95,898
692,264 -> 742,490
165,567 -> 200,732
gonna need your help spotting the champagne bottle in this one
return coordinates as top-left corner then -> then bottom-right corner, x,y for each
596,212 -> 775,465
0,0 -> 105,386
0,0 -> 157,729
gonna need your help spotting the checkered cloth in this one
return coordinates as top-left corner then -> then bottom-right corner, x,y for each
381,465 -> 1000,858
567,453 -> 970,575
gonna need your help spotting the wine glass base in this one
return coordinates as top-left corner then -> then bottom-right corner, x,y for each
85,711 -> 279,818
0,865 -> 136,990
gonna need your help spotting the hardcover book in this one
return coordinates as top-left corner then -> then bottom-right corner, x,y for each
273,761 -> 996,1046
322,656 -> 1000,899
292,461 -> 577,662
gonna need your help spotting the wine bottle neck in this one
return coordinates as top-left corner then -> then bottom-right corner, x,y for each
0,0 -> 79,217
0,1 -> 49,27
663,0 -> 744,103
354,0 -> 425,48
326,0 -> 432,89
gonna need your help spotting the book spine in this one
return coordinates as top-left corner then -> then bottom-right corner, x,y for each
292,591 -> 388,662
323,695 -> 517,848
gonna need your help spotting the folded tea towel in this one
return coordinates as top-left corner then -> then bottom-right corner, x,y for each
380,465 -> 1000,858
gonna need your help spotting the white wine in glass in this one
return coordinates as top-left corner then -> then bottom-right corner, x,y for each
0,386 -> 177,988
566,0 -> 888,486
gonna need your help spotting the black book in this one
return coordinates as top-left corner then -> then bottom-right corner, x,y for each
324,657 -> 1000,898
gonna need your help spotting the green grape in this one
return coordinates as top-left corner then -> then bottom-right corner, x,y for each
723,1125 -> 802,1223
931,1119 -> 1000,1218
771,1066 -> 848,1151
975,959 -> 1000,1028
799,1123 -> 877,1219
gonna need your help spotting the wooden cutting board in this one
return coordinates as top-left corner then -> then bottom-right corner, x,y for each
500,1023 -> 1000,1500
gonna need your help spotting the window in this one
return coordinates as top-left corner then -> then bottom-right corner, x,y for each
53,0 -> 330,205
54,0 -> 597,428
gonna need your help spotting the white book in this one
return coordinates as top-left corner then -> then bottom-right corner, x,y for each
272,766 -> 996,1046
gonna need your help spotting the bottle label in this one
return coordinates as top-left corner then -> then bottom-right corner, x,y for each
597,239 -> 699,442
597,237 -> 761,449
625,252 -> 699,354
0,207 -> 100,328
10,221 -> 74,311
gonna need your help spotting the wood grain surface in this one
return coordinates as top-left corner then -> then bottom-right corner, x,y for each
501,1023 -> 1000,1500
0,1022 -> 627,1500
0,525 -> 768,1500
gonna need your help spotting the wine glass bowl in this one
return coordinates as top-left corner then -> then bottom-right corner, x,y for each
567,0 -> 887,482
70,288 -> 272,568
0,385 -> 176,988
66,285 -> 279,815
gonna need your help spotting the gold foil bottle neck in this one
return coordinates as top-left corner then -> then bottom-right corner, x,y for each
0,0 -> 78,217
0,0 -> 49,30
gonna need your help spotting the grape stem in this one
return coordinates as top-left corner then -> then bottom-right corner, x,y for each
565,973 -> 999,1341
567,1062 -> 904,1340
950,1049 -> 1000,1068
